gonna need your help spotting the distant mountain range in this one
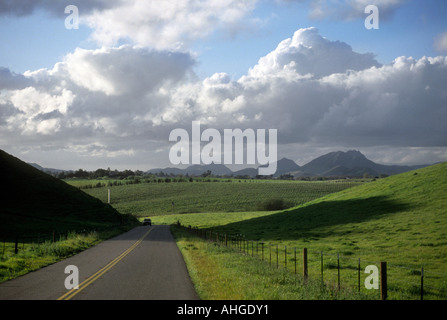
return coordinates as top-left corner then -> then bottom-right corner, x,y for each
296,150 -> 429,177
146,164 -> 234,177
145,150 -> 431,178
28,150 -> 432,179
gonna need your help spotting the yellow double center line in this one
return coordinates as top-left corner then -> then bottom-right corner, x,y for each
57,227 -> 154,300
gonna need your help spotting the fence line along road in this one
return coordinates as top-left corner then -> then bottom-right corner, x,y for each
179,223 -> 447,300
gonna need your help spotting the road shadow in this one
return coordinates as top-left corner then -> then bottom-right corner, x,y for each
212,196 -> 410,241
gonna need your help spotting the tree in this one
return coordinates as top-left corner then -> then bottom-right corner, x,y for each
74,169 -> 89,178
201,170 -> 212,177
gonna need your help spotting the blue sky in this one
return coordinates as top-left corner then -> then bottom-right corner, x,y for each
0,0 -> 446,170
2,0 -> 446,78
0,10 -> 92,73
198,0 -> 447,78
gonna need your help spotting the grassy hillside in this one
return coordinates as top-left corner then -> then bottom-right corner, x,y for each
0,150 -> 137,240
153,162 -> 447,299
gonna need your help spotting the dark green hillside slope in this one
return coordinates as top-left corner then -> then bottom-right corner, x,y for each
0,150 -> 136,239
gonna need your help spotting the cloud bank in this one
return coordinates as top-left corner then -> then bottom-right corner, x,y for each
0,0 -> 445,168
1,26 -> 446,169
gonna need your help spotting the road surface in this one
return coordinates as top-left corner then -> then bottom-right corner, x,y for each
0,225 -> 199,300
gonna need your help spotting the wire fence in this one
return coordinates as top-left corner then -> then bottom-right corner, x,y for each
179,224 -> 447,300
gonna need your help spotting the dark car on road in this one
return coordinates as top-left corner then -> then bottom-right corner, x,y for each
143,218 -> 152,226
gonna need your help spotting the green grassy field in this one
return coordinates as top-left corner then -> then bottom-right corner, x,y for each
75,179 -> 363,216
4,151 -> 445,299
149,163 -> 447,300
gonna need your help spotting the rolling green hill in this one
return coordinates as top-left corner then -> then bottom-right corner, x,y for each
156,162 -> 447,250
218,161 -> 447,245
0,150 -> 137,239
154,162 -> 447,299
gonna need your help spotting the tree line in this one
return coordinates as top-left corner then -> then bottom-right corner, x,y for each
53,168 -> 145,180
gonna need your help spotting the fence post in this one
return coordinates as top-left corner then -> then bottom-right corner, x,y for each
295,248 -> 297,274
337,253 -> 340,291
421,267 -> 424,301
321,252 -> 324,285
261,243 -> 264,261
358,258 -> 361,292
276,244 -> 279,269
303,248 -> 308,281
380,262 -> 387,300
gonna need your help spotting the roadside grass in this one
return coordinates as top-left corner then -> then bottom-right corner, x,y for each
171,225 -> 371,300
0,224 -> 138,284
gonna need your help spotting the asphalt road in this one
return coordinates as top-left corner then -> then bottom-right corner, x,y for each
0,225 -> 199,300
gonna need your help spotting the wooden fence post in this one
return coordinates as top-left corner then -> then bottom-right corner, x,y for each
380,262 -> 387,300
321,252 -> 324,285
295,248 -> 297,275
260,243 -> 264,261
337,253 -> 340,291
15,236 -> 18,255
303,248 -> 308,281
421,267 -> 424,301
358,258 -> 361,292
276,244 -> 279,269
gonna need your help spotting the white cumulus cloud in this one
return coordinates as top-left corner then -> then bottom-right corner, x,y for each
1,27 -> 446,168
